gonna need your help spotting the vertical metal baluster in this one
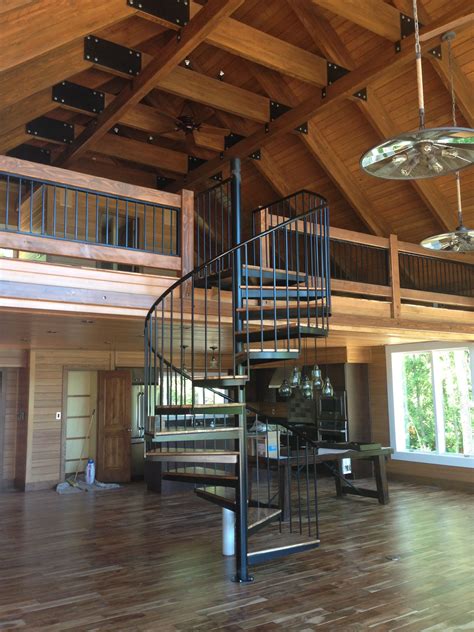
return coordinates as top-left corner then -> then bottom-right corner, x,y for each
64,187 -> 68,238
134,202 -> 138,249
53,186 -> 57,238
4,176 -> 10,230
305,445 -> 311,536
41,184 -> 46,235
272,231 -> 277,351
296,435 -> 302,534
74,190 -> 78,240
143,203 -> 147,251
95,195 -> 99,244
125,200 -> 129,248
17,178 -> 22,232
29,180 -> 33,233
313,447 -> 320,540
85,192 -> 89,242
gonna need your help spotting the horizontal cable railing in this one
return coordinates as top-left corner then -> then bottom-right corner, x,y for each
0,172 -> 180,257
399,251 -> 474,297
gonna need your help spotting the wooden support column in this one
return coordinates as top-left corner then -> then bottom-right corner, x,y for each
256,209 -> 270,269
389,234 -> 401,319
180,189 -> 195,277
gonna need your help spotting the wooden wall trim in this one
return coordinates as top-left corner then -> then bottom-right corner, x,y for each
0,232 -> 182,271
180,189 -> 195,277
0,156 -> 182,208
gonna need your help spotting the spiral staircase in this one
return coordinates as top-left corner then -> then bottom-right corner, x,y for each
144,160 -> 331,581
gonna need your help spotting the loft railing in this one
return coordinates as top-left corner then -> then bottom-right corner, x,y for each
195,177 -> 232,272
0,156 -> 193,275
255,201 -> 474,312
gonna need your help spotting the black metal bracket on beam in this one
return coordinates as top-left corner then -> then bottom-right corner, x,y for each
26,117 -> 74,144
8,144 -> 51,165
225,133 -> 245,150
428,45 -> 442,60
84,35 -> 142,76
52,81 -> 105,114
210,172 -> 223,181
127,0 -> 189,26
270,101 -> 307,134
249,149 -> 261,160
156,175 -> 175,189
327,61 -> 350,85
400,13 -> 416,38
188,155 -> 206,171
353,87 -> 368,101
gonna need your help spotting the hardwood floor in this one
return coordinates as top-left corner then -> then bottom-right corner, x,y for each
0,479 -> 472,631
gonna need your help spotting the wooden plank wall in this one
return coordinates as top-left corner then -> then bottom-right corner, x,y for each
368,346 -> 473,491
2,369 -> 19,486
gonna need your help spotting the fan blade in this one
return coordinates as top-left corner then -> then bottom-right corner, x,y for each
193,129 -> 225,152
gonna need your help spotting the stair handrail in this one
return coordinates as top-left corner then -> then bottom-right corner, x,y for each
144,199 -> 329,324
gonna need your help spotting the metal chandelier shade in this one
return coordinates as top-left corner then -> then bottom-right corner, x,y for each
360,127 -> 474,180
360,1 -> 474,180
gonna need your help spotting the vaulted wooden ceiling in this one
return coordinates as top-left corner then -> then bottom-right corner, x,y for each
1,0 -> 472,243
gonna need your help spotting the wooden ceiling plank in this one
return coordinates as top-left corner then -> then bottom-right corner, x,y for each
427,42 -> 474,128
54,0 -> 245,166
302,122 -> 390,236
353,89 -> 457,230
206,17 -> 327,86
287,0 -> 355,69
169,5 -> 471,190
1,0 -> 136,72
254,147 -> 294,198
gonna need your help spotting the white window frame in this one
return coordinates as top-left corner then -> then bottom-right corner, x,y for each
386,341 -> 474,468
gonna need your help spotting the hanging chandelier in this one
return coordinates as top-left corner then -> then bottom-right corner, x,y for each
421,32 -> 474,252
360,0 -> 474,180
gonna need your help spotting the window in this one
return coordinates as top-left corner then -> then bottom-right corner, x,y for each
386,342 -> 474,467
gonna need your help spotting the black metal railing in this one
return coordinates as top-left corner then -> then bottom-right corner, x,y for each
330,239 -> 390,286
0,172 -> 180,256
195,178 -> 232,272
399,251 -> 474,297
144,175 -> 330,580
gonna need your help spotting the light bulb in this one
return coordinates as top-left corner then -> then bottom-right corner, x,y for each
290,366 -> 301,389
420,142 -> 433,154
278,379 -> 291,399
441,147 -> 458,159
428,157 -> 443,174
209,346 -> 218,369
392,154 -> 408,165
311,364 -> 323,390
400,155 -> 419,177
322,376 -> 334,397
301,375 -> 313,400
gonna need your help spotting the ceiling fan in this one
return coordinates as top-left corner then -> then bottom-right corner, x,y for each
159,102 -> 230,152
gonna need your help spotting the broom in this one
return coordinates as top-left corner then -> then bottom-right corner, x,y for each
67,408 -> 96,488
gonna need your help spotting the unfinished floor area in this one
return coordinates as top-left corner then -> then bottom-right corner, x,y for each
0,480 -> 472,631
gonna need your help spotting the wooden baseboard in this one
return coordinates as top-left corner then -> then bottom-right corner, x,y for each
24,479 -> 58,492
388,472 -> 473,493
0,479 -> 15,491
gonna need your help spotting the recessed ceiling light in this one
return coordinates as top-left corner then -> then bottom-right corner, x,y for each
47,330 -> 57,334
81,319 -> 95,324
20,338 -> 28,342
104,341 -> 112,345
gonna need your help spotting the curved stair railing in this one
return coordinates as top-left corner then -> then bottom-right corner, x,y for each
144,183 -> 330,582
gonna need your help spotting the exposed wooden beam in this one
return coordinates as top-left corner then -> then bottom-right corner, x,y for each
206,17 -> 327,86
0,0 -> 136,72
287,0 -> 355,69
427,42 -> 474,128
302,123 -> 390,236
54,0 -> 245,166
353,89 -> 457,230
310,0 -> 402,42
157,67 -> 269,123
169,6 -> 470,190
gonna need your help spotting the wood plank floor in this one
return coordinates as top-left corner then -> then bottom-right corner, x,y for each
0,479 -> 473,631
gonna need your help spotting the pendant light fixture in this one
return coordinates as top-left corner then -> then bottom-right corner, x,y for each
360,0 -> 474,180
209,345 -> 218,369
421,32 -> 474,252
290,365 -> 301,390
322,336 -> 334,397
278,378 -> 292,399
181,344 -> 188,373
301,374 -> 313,400
311,364 -> 323,390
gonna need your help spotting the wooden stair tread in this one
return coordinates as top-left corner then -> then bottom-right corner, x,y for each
192,375 -> 249,388
235,325 -> 326,342
146,450 -> 239,464
154,403 -> 244,413
247,507 -> 281,533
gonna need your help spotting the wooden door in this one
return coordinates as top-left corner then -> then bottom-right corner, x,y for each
97,370 -> 131,483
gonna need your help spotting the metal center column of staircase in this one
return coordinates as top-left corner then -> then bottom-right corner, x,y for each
144,159 -> 331,581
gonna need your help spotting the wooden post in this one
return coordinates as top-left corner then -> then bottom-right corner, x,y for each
257,208 -> 270,269
180,189 -> 194,278
389,234 -> 401,319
